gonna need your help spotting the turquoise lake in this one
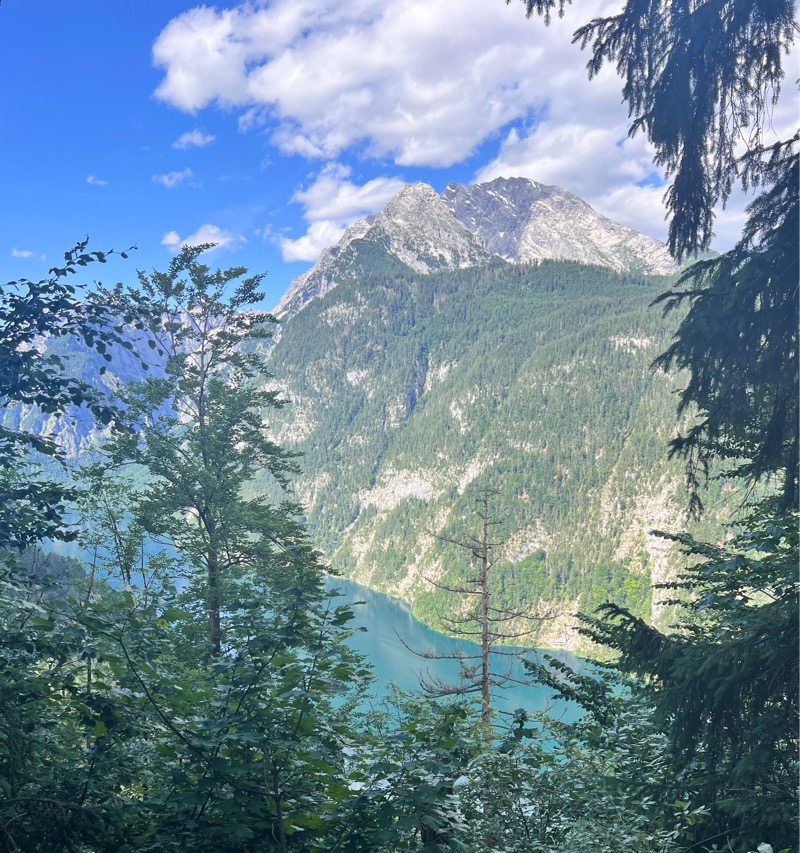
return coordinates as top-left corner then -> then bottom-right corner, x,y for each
50,537 -> 581,722
325,575 -> 580,722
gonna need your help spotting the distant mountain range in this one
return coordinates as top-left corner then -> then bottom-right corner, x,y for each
274,176 -> 677,318
8,177 -> 730,654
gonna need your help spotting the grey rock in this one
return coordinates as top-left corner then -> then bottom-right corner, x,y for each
275,176 -> 677,318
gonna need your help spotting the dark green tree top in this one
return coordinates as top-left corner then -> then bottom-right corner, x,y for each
515,0 -> 796,259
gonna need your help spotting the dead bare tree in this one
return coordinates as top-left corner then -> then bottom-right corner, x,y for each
402,485 -> 555,739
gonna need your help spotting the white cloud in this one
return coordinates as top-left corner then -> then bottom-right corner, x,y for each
173,129 -> 215,149
278,163 -> 405,261
87,175 -> 108,186
280,221 -> 351,262
292,163 -> 404,221
153,0 -> 794,253
161,231 -> 182,250
152,0 -> 609,168
153,167 -> 194,188
161,224 -> 245,253
11,247 -> 34,259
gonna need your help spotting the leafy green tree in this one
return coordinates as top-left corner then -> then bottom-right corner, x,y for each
0,241 -> 143,549
107,247 -> 297,658
458,683 -> 703,853
97,248 -> 369,850
0,550 -> 172,852
0,244 -> 372,852
335,691 -> 483,852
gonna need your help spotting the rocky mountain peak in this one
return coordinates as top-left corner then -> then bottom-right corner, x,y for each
441,176 -> 677,275
367,182 -> 493,275
274,176 -> 677,318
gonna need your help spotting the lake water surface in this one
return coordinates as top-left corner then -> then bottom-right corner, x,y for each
325,575 -> 580,721
50,536 -> 580,721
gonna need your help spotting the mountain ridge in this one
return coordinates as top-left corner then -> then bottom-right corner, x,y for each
274,176 -> 677,318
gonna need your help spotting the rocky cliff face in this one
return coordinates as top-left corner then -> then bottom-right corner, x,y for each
441,176 -> 676,274
274,183 -> 493,318
274,176 -> 677,317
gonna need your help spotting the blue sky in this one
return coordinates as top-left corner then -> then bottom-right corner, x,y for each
1,1 -> 793,309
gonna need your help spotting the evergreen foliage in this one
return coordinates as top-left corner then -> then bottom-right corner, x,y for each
581,505 -> 798,848
266,257 -> 727,635
653,140 -> 799,515
514,1 -> 799,849
515,0 -> 796,259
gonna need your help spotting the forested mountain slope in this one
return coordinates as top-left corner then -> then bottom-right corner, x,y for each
0,252 -> 731,651
0,188 -> 729,654
261,255 -> 731,650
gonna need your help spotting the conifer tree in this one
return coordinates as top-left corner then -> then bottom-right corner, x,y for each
408,486 -> 552,736
516,1 -> 798,848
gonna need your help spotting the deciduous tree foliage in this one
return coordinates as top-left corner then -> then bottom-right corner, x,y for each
96,248 -> 373,848
0,249 -> 373,852
0,241 -> 142,548
107,246 -> 299,658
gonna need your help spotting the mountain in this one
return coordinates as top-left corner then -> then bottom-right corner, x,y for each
260,257 -> 730,652
441,177 -> 676,273
5,178 -> 723,654
274,182 -> 494,318
274,176 -> 677,319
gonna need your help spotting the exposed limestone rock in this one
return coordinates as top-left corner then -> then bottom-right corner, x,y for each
504,521 -> 550,563
358,467 -> 440,512
610,334 -> 655,353
273,176 -> 678,319
442,176 -> 677,275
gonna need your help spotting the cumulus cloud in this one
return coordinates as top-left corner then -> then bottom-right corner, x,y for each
152,0 -> 607,168
466,51 -> 678,243
280,221 -> 352,263
153,167 -> 194,188
153,0 -> 795,252
11,247 -> 35,259
162,224 -> 245,253
173,129 -> 215,149
277,163 -> 405,261
151,0 -> 680,248
87,175 -> 108,186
